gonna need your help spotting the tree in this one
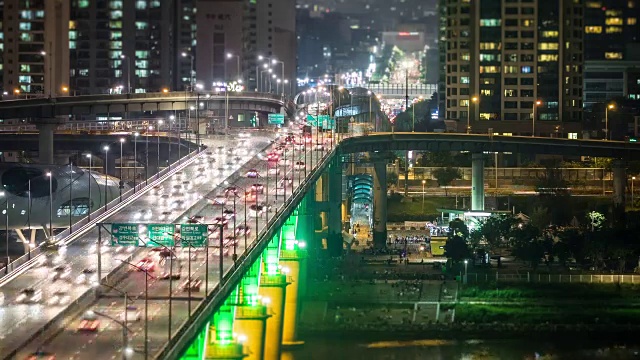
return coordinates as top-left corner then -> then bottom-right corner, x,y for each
387,171 -> 398,189
529,206 -> 551,229
476,215 -> 517,251
444,236 -> 471,264
510,223 -> 545,269
433,167 -> 461,196
448,218 -> 469,240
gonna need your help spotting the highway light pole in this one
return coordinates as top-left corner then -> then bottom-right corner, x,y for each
120,55 -> 131,94
181,52 -> 195,89
633,176 -> 636,208
86,154 -> 92,221
421,180 -> 426,211
605,103 -> 615,140
467,96 -> 478,134
120,259 -> 154,359
133,132 -> 139,192
145,128 -> 149,185
157,120 -> 162,176
119,138 -> 125,201
94,283 -> 130,360
532,100 -> 542,137
1,192 -> 8,273
103,146 -> 109,211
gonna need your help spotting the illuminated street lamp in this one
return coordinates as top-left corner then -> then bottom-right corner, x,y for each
605,103 -> 615,140
85,154 -> 92,221
133,132 -> 139,191
226,53 -> 242,84
119,259 -> 155,359
181,52 -> 194,88
532,100 -> 542,137
103,146 -> 110,210
421,180 -> 426,211
119,138 -> 125,201
633,176 -> 636,208
0,191 -> 8,273
467,97 -> 478,134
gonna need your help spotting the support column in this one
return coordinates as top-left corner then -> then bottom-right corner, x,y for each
327,157 -> 343,257
280,249 -> 308,348
471,153 -> 485,211
205,326 -> 245,360
36,123 -> 57,164
234,306 -> 269,360
612,159 -> 626,225
259,274 -> 288,360
372,160 -> 387,249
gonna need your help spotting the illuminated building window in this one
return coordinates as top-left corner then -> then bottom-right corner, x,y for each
541,31 -> 558,38
480,53 -> 498,62
628,17 -> 637,25
605,52 -> 623,59
521,66 -> 532,73
480,66 -> 499,73
481,78 -> 496,85
538,54 -> 559,62
503,66 -> 518,74
460,76 -> 470,84
479,113 -> 498,120
479,42 -> 499,50
480,19 -> 501,26
605,17 -> 623,25
461,53 -> 470,61
521,19 -> 534,27
606,26 -> 623,33
586,1 -> 602,7
585,26 -> 602,33
630,1 -> 636,8
460,100 -> 469,107
605,10 -> 622,16
135,1 -> 147,10
480,89 -> 493,96
504,89 -> 517,97
538,42 -> 559,50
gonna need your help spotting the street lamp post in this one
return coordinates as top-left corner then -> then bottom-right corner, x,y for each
133,132 -> 139,191
271,59 -> 285,96
120,260 -> 154,359
157,120 -> 162,178
1,191 -> 8,273
633,176 -> 636,208
120,55 -> 131,93
532,100 -> 542,137
464,259 -> 468,284
85,154 -> 92,221
94,283 -> 130,360
181,52 -> 194,89
145,127 -> 150,185
467,97 -> 478,134
45,172 -> 53,241
119,138 -> 125,202
103,146 -> 110,211
421,180 -> 426,211
605,104 -> 615,140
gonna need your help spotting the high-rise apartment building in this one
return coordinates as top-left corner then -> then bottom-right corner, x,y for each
584,0 -> 639,61
195,0 -> 296,93
2,0 -> 69,97
69,0 -> 181,95
444,0 -> 584,136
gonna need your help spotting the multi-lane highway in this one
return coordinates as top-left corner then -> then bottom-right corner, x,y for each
6,126 -> 333,359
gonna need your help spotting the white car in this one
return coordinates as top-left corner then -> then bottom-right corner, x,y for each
52,265 -> 71,281
274,186 -> 287,196
248,204 -> 265,218
121,306 -> 141,322
16,288 -> 42,304
48,291 -> 71,305
150,185 -> 164,196
211,196 -> 227,206
294,161 -> 305,171
133,209 -> 153,220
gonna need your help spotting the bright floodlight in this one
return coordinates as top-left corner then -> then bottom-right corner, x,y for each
119,138 -> 125,143
181,52 -> 188,57
134,132 -> 139,137
85,154 -> 92,159
46,172 -> 52,177
104,146 -> 110,151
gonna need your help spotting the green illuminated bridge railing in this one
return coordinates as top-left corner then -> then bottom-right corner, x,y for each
156,132 -> 640,359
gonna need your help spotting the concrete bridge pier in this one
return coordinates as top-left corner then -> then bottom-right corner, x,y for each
36,123 -> 58,164
327,156 -> 343,257
372,160 -> 387,249
259,274 -> 289,360
471,153 -> 485,211
234,305 -> 269,360
612,159 -> 626,223
280,248 -> 308,348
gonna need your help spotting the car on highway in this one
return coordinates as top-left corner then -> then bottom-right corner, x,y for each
267,167 -> 281,176
52,265 -> 71,281
248,204 -> 265,218
150,185 -> 164,196
280,176 -> 293,186
223,208 -> 236,220
246,169 -> 259,178
133,209 -> 153,220
278,158 -> 290,167
235,224 -> 250,236
315,142 -> 325,151
120,305 -> 141,322
182,278 -> 203,292
225,235 -> 239,246
135,258 -> 155,272
210,195 -> 227,205
294,161 -> 305,171
224,186 -> 240,197
75,268 -> 97,285
243,190 -> 257,202
77,312 -> 100,333
25,351 -> 56,360
213,217 -> 229,229
274,186 -> 286,196
159,271 -> 181,280
251,183 -> 264,194
16,288 -> 43,304
170,199 -> 186,210
267,153 -> 279,162
48,290 -> 71,306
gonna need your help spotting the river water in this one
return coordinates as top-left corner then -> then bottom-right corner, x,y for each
283,336 -> 640,360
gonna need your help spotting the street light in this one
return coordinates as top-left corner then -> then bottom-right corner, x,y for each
605,103 -> 615,140
93,283 -> 130,360
85,154 -> 92,221
532,100 -> 542,137
464,259 -> 468,284
120,55 -> 131,93
1,191 -> 8,273
119,138 -> 125,202
226,53 -> 241,84
181,52 -> 195,88
466,97 -> 478,134
133,132 -> 139,191
421,180 -> 426,211
120,259 -> 155,359
103,146 -> 110,211
157,120 -> 163,178
633,176 -> 636,208
46,172 -> 53,241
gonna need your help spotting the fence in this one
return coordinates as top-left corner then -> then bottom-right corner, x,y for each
388,166 -> 613,182
466,272 -> 640,284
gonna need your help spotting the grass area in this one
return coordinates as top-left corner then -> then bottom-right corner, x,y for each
387,195 -> 456,222
455,304 -> 640,325
460,283 -> 640,301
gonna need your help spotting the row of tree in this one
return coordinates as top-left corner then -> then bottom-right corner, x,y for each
444,211 -> 640,273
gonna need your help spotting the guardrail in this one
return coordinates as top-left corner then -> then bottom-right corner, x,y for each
0,147 -> 203,284
154,146 -> 338,360
466,272 -> 640,284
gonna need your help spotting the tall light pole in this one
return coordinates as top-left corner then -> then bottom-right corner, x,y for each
120,260 -> 153,359
421,180 -> 426,211
103,146 -> 109,211
226,53 -> 241,84
133,132 -> 139,191
605,103 -> 615,140
1,191 -> 8,273
467,96 -> 478,134
120,55 -> 131,93
271,59 -> 285,96
181,52 -> 194,89
85,154 -> 92,221
93,283 -> 130,360
119,138 -> 125,202
633,176 -> 636,208
157,120 -> 162,175
276,78 -> 282,95
46,172 -> 53,240
532,100 -> 542,137
284,79 -> 290,97
464,259 -> 468,284
367,90 -> 373,129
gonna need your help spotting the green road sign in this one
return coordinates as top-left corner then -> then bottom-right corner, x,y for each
180,224 -> 208,247
268,113 -> 285,125
111,223 -> 139,246
147,224 -> 176,247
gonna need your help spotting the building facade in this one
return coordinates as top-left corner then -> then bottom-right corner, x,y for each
443,0 -> 584,136
2,0 -> 69,97
584,0 -> 639,61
